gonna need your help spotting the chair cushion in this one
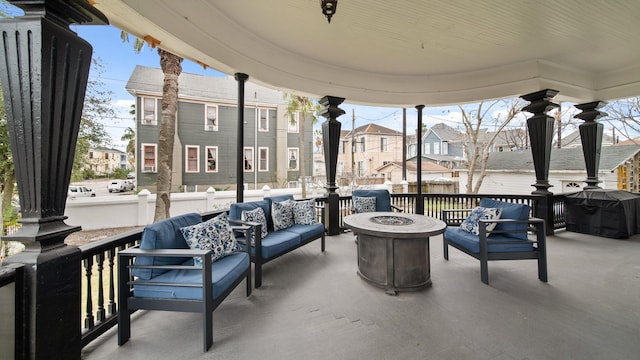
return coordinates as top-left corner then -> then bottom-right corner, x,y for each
272,199 -> 295,230
479,199 -> 531,240
180,213 -> 240,266
293,199 -> 317,225
353,196 -> 377,213
281,223 -> 325,243
265,195 -> 295,229
445,227 -> 534,253
132,213 -> 202,280
460,207 -> 502,235
353,189 -> 391,212
242,207 -> 269,239
132,252 -> 249,300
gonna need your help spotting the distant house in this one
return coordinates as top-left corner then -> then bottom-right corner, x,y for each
126,66 -> 312,192
459,145 -> 640,194
337,123 -> 403,181
560,130 -> 615,148
375,157 -> 453,183
87,147 -> 128,175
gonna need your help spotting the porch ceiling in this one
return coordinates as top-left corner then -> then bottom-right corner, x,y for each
93,0 -> 640,106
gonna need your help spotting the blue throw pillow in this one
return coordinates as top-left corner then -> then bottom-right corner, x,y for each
242,207 -> 269,240
272,199 -> 295,230
460,207 -> 502,235
353,196 -> 376,213
180,213 -> 239,266
293,199 -> 317,225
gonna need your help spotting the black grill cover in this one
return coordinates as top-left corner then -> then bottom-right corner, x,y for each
565,189 -> 640,239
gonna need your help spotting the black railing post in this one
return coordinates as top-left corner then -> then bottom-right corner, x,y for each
0,1 -> 108,358
415,105 -> 425,214
521,89 -> 559,235
320,96 -> 345,235
235,73 -> 249,203
575,101 -> 607,189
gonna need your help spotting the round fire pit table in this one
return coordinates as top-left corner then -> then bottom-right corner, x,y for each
344,212 -> 446,295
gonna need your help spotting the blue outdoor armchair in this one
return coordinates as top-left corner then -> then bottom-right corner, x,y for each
442,199 -> 547,285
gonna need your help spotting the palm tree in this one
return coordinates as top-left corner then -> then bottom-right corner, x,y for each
121,126 -> 135,168
284,94 -> 320,198
122,32 -> 183,221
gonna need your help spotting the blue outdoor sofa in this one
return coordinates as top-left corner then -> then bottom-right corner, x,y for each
229,194 -> 325,288
442,198 -> 547,285
117,212 -> 252,352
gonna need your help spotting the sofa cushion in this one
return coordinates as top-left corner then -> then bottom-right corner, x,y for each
272,199 -> 295,230
460,207 -> 502,235
445,227 -> 534,253
132,213 -> 202,280
265,195 -> 295,230
180,213 -> 240,266
242,207 -> 269,240
479,199 -> 531,240
132,252 -> 249,300
255,230 -> 300,259
293,199 -> 317,225
282,223 -> 325,243
230,200 -> 271,228
353,196 -> 377,213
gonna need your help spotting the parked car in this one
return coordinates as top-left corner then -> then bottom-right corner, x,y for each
68,185 -> 95,198
126,172 -> 135,179
108,180 -> 135,193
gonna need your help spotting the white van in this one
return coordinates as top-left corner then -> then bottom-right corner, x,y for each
108,180 -> 135,193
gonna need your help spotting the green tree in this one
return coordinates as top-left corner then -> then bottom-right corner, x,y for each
121,125 -> 136,169
0,89 -> 16,225
604,97 -> 640,144
284,94 -> 321,198
72,58 -> 115,181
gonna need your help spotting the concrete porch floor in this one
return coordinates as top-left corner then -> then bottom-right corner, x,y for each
82,229 -> 640,360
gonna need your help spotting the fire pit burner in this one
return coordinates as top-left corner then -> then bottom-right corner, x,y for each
369,215 -> 415,225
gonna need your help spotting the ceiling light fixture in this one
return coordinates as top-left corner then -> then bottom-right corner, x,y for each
320,0 -> 337,23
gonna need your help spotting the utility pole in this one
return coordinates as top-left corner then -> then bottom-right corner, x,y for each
351,108 -> 356,181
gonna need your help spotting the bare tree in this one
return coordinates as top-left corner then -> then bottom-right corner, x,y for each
604,97 -> 640,144
459,98 -> 525,193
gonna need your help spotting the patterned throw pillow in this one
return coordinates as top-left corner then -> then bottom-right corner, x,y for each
460,207 -> 502,235
353,196 -> 377,213
180,213 -> 240,266
272,199 -> 295,230
293,200 -> 317,225
242,207 -> 269,240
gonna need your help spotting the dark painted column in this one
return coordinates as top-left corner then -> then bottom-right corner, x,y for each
235,73 -> 249,203
575,101 -> 607,189
320,96 -> 345,235
0,1 -> 107,358
521,89 -> 559,235
415,105 -> 425,214
521,90 -> 559,195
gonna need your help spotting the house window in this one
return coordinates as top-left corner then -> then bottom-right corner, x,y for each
442,141 -> 449,155
185,145 -> 199,173
205,105 -> 218,131
142,144 -> 157,172
357,160 -> 365,177
380,137 -> 388,152
340,140 -> 347,154
288,147 -> 299,171
258,147 -> 269,171
258,108 -> 269,132
288,112 -> 299,133
205,146 -> 218,172
243,147 -> 254,172
434,142 -> 440,154
360,137 -> 365,152
142,97 -> 157,125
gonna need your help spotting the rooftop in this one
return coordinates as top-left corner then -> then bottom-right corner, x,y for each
82,230 -> 640,360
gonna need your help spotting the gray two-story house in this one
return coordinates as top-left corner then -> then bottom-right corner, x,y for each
126,66 -> 313,192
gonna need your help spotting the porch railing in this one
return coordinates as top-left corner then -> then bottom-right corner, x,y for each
0,263 -> 24,358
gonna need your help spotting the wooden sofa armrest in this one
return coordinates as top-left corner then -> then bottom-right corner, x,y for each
228,218 -> 263,249
478,217 -> 546,245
